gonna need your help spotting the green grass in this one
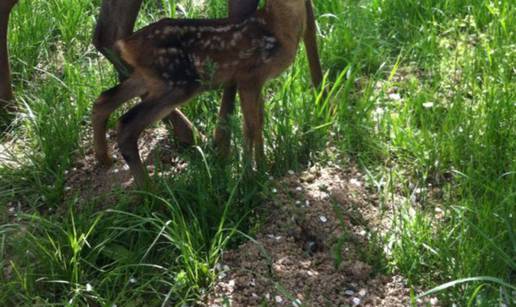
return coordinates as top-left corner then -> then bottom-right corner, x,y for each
1,0 -> 514,305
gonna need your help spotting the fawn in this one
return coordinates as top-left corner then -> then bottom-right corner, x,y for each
92,0 -> 320,187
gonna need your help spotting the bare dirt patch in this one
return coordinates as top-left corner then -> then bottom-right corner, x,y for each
62,127 -> 186,202
207,165 -> 437,306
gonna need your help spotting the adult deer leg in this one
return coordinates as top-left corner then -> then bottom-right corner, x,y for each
0,0 -> 18,116
93,0 -> 143,80
229,0 -> 259,21
304,0 -> 323,87
117,89 -> 199,187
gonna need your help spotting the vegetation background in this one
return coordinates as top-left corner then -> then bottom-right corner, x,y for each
0,0 -> 514,305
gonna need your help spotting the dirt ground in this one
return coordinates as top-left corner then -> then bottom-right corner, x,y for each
205,165 -> 439,306
62,127 -> 182,201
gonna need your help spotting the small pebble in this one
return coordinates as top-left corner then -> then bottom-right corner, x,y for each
293,299 -> 302,307
288,170 -> 295,175
129,277 -> 137,284
359,289 -> 367,297
275,295 -> 283,303
352,297 -> 361,306
388,93 -> 401,101
423,101 -> 434,109
344,290 -> 354,296
296,186 -> 303,192
272,188 -> 278,194
214,263 -> 223,271
350,178 -> 362,187
319,216 -> 328,223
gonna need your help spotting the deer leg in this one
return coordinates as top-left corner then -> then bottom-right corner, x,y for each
238,82 -> 265,170
304,0 -> 323,88
93,0 -> 143,81
214,84 -> 237,157
228,0 -> 259,21
162,110 -> 196,146
0,1 -> 18,116
92,76 -> 146,166
117,90 -> 197,187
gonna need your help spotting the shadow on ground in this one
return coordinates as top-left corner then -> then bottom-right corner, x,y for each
206,165 -> 436,306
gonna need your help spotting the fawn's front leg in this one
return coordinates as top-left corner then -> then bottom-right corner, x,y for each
238,81 -> 265,170
92,76 -> 146,166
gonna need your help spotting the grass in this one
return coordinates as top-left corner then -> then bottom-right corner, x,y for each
0,0 -> 514,305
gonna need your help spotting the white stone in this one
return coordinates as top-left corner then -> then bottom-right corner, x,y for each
275,296 -> 283,303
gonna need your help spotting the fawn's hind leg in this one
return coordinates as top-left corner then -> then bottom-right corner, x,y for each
117,89 -> 198,187
92,76 -> 146,166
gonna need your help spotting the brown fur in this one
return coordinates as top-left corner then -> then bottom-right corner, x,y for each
93,0 -> 320,186
0,0 -> 18,113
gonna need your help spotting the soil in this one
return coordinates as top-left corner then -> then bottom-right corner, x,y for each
63,127 -> 182,202
205,165 -> 439,307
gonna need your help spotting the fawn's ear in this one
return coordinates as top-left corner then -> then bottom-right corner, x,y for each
228,0 -> 260,20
